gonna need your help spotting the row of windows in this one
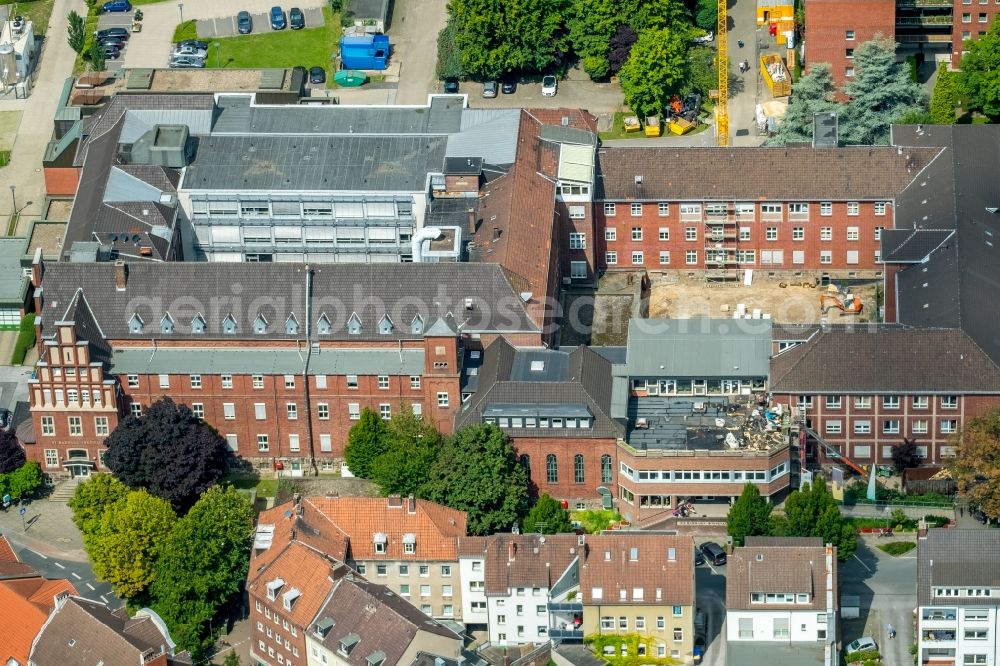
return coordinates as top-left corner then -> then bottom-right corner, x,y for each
527,453 -> 614,486
133,373 -> 423,391
802,395 -> 960,410
598,616 -> 684,639
605,250 -> 880,266
822,419 -> 958,435
39,416 -> 109,438
42,448 -> 106,468
485,415 -> 591,429
129,311 -> 429,337
36,388 -> 104,408
603,201 -> 884,218
356,563 -> 449,577
605,225 -> 884,242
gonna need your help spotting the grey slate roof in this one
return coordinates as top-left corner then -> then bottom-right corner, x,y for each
727,538 -> 835,612
917,529 -> 1000,606
450,109 -> 521,166
344,0 -> 389,21
595,145 -> 939,201
182,134 -> 448,192
769,325 -> 1000,393
623,319 -> 772,378
38,261 -> 538,342
455,338 -> 624,439
880,229 -> 955,263
108,347 -> 424,376
0,237 -> 30,304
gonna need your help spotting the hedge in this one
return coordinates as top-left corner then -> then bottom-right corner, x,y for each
10,313 -> 36,365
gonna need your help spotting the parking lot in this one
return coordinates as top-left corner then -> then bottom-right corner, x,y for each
195,6 -> 323,39
95,9 -> 137,72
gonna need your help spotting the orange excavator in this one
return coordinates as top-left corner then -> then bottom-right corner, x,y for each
819,285 -> 863,315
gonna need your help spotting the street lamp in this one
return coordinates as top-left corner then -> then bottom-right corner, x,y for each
177,2 -> 184,24
9,185 -> 15,215
212,41 -> 220,67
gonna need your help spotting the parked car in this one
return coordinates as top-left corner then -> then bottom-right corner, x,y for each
177,39 -> 209,50
99,37 -> 126,51
501,76 -> 517,94
692,30 -> 713,43
541,75 -> 557,96
269,6 -> 286,29
844,637 -> 878,656
289,7 -> 305,29
173,45 -> 208,58
482,80 -> 497,98
96,27 -> 129,40
699,541 -> 727,566
694,548 -> 705,566
169,55 -> 205,68
309,66 -> 326,84
237,10 -> 253,34
443,77 -> 459,93
102,45 -> 122,59
101,0 -> 131,12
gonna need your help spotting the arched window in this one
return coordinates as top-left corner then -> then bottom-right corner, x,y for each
574,454 -> 585,484
601,454 -> 613,484
546,454 -> 558,484
520,454 -> 531,479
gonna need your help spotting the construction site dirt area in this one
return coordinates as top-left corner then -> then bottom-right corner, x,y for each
639,272 -> 879,324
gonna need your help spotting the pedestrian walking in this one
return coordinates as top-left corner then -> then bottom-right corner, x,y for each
959,506 -> 964,517
887,624 -> 895,639
738,39 -> 744,48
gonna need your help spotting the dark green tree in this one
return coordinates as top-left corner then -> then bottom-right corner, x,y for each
627,0 -> 691,32
959,22 -> 1000,119
891,438 -> 921,473
0,430 -> 25,473
765,63 -> 838,145
88,41 -> 106,73
930,63 -> 957,124
67,10 -> 86,54
523,494 -> 573,534
775,477 -> 856,561
727,483 -> 773,547
694,0 -> 718,31
841,35 -> 927,145
370,408 -> 442,496
949,408 -> 1000,519
618,27 -> 688,118
419,424 -> 528,535
344,408 -> 389,479
435,20 -> 464,80
151,486 -> 255,658
104,398 -> 229,513
69,474 -> 129,535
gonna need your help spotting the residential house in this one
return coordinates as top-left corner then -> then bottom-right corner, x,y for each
305,574 -> 463,666
579,534 -> 696,664
28,596 -> 191,666
916,529 -> 1000,666
0,537 -> 77,666
457,537 -> 489,631
726,537 -> 838,666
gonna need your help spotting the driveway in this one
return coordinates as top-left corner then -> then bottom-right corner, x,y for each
123,0 -> 326,69
195,6 -> 323,38
729,0 -> 769,146
389,0 -> 448,104
96,10 -> 136,74
465,76 -> 623,114
696,556 -> 727,666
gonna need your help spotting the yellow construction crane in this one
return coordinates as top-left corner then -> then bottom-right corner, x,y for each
716,0 -> 729,146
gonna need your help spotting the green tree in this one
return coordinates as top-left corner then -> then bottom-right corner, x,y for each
87,490 -> 177,599
775,478 -> 856,561
223,654 -> 242,666
69,474 -> 129,535
370,408 -> 442,496
567,0 -> 620,79
684,45 -> 717,96
419,424 -> 528,535
449,0 -> 569,78
765,63 -> 838,145
930,63 -> 958,124
67,10 -> 86,54
344,408 -> 388,479
841,35 -> 927,145
523,494 -> 573,534
694,0 -> 718,31
619,28 -> 688,118
2,461 -> 43,501
959,22 -> 1000,119
88,41 -> 106,73
949,408 -> 1000,520
727,483 -> 772,547
627,0 -> 691,33
151,486 -> 254,658
435,20 -> 464,80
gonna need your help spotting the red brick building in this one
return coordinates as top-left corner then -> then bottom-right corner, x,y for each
590,146 -> 939,282
24,259 -> 539,479
804,0 -> 896,90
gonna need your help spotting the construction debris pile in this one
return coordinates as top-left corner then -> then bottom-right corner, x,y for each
685,394 -> 788,452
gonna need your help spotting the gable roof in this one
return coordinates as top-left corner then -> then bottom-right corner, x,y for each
482,534 -> 580,595
247,540 -> 345,629
769,325 -> 1000,393
595,145 -> 939,201
727,539 -> 836,611
0,571 -> 76,666
579,534 -> 694,606
917,529 -> 1000,606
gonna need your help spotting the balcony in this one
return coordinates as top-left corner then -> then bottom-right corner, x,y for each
921,629 -> 956,642
896,15 -> 953,25
897,33 -> 953,42
897,0 -> 951,7
549,602 -> 583,612
548,627 -> 584,642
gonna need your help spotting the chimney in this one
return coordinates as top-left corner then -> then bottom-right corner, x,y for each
508,542 -> 517,562
407,495 -> 416,514
114,260 -> 127,291
467,209 -> 477,234
492,227 -> 501,241
30,247 -> 43,288
918,518 -> 928,539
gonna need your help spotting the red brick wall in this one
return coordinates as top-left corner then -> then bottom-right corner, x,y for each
805,0 -> 896,92
556,201 -> 597,283
511,436 -> 618,501
248,592 -> 306,666
952,5 -> 1000,68
43,168 -> 80,197
595,200 -> 890,274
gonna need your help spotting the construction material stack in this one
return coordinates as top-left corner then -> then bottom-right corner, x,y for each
760,53 -> 791,97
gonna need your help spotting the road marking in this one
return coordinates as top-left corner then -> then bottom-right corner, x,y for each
71,572 -> 81,580
853,553 -> 872,573
86,583 -> 95,590
53,562 -> 65,569
35,552 -> 47,560
100,595 -> 108,603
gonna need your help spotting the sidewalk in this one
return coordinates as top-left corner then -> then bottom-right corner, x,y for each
0,489 -> 88,561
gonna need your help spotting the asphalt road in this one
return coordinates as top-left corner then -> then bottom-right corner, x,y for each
696,545 -> 728,666
12,542 -> 121,608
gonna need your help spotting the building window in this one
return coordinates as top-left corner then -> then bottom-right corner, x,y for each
820,227 -> 833,241
826,395 -> 842,409
126,374 -> 139,388
846,48 -> 854,59
130,403 -> 142,417
221,374 -> 233,389
286,403 -> 297,420
546,454 -> 558,484
380,404 -> 392,420
603,203 -> 617,217
845,30 -> 855,39
980,11 -> 988,21
765,227 -> 778,241
825,420 -> 842,435
257,434 -> 269,452
289,434 -> 300,452
605,228 -> 617,241
568,206 -> 585,219
40,416 -> 55,436
913,396 -> 929,409
940,419 -> 958,434
883,420 -> 900,434
283,374 -> 295,389
631,227 -> 643,241
658,203 -> 669,216
605,251 -> 617,265
631,251 -> 644,265
820,251 -> 832,264
673,628 -> 683,642
254,403 -> 266,420
883,396 -> 900,409
437,392 -> 449,407
659,251 -> 670,265
819,202 -> 832,216
68,417 -> 82,436
874,202 -> 887,216
377,375 -> 390,390
658,227 -> 670,241
854,420 -> 871,434
601,454 -> 612,484
188,374 -> 202,389
847,201 -> 859,216
315,403 -> 329,420
574,454 -> 585,484
346,375 -> 358,389
569,233 -> 586,249
44,449 -> 58,467
792,227 -> 804,241
409,375 -> 421,390
685,250 -> 697,265
941,395 -> 958,409
963,11 -> 973,21
571,261 -> 588,279
348,403 -> 360,420
631,203 -> 642,216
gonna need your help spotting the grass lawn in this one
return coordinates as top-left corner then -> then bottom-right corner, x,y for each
194,7 -> 339,81
0,111 -> 23,152
224,475 -> 279,497
17,0 -> 56,37
599,110 -> 711,141
877,541 -> 917,556
571,509 -> 624,534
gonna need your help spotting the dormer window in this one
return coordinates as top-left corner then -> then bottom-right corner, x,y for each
403,533 -> 416,554
222,314 -> 237,334
366,651 -> 386,666
128,313 -> 144,334
373,532 -> 387,554
347,313 -> 362,336
285,314 -> 299,335
254,313 -> 268,334
191,314 -> 206,334
160,313 -> 174,334
265,577 -> 285,601
317,313 -> 331,335
411,314 -> 423,334
339,633 -> 360,657
282,587 -> 300,611
378,315 -> 393,335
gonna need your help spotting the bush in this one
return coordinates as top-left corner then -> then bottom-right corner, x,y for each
845,651 -> 882,666
10,313 -> 36,365
878,541 -> 916,556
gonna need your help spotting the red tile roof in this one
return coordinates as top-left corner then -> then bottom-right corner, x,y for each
0,574 -> 77,666
0,535 -> 18,562
482,534 -> 580,595
247,540 -> 345,628
579,534 -> 695,606
726,538 -> 837,611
